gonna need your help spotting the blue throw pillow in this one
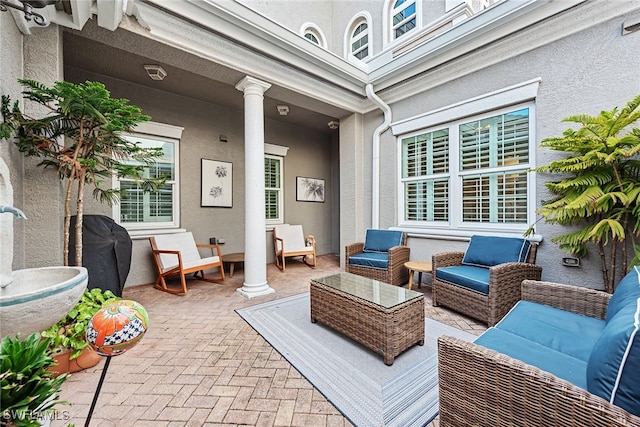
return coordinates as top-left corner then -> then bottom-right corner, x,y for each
587,299 -> 640,417
462,235 -> 531,267
362,229 -> 404,253
606,267 -> 640,322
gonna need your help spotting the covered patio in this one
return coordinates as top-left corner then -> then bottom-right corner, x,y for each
50,255 -> 485,426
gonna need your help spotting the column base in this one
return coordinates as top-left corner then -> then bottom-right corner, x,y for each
236,282 -> 275,299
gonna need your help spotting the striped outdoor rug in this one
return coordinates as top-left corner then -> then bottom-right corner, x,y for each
236,292 -> 474,427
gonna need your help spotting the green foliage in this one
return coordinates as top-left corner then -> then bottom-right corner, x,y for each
1,79 -> 163,266
0,333 -> 68,426
41,288 -> 120,359
535,94 -> 640,292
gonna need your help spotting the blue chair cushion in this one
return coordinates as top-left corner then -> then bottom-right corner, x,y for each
496,301 -> 605,362
462,235 -> 531,267
362,229 -> 404,253
435,265 -> 490,295
349,252 -> 389,269
587,299 -> 640,417
606,267 -> 640,322
475,327 -> 588,389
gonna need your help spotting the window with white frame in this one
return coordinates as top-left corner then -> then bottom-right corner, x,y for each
391,0 -> 417,40
115,123 -> 181,230
351,21 -> 370,60
400,104 -> 533,231
265,154 -> 283,224
301,23 -> 327,48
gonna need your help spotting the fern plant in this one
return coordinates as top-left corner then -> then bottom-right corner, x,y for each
0,79 -> 163,266
535,94 -> 640,292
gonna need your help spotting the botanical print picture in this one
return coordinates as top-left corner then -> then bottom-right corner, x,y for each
201,159 -> 232,207
296,176 -> 325,202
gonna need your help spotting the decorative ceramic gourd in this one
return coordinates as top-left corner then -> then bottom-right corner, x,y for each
86,300 -> 149,356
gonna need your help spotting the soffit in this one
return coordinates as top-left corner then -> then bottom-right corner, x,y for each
62,22 -> 352,133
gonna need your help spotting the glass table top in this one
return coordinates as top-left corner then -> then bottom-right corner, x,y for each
310,272 -> 423,309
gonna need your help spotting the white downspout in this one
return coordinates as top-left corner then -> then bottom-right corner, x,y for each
365,84 -> 392,229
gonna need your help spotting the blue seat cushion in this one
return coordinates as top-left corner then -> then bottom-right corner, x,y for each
349,252 -> 389,269
587,299 -> 640,417
435,265 -> 490,295
475,327 -> 588,389
462,235 -> 531,267
496,301 -> 605,362
606,266 -> 640,322
362,229 -> 404,253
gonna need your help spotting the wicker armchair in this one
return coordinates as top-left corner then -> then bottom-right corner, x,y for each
432,235 -> 541,326
345,229 -> 410,286
438,279 -> 640,427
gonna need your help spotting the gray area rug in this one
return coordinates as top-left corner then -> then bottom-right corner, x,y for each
236,292 -> 475,427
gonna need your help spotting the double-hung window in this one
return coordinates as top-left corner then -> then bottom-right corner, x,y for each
115,122 -> 181,231
265,154 -> 283,225
400,104 -> 533,232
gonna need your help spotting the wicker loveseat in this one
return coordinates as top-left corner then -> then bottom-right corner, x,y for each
432,235 -> 542,326
345,229 -> 409,286
438,271 -> 640,427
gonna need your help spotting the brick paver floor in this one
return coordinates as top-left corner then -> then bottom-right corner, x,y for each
51,254 -> 486,427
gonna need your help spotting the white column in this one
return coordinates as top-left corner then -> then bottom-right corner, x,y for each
235,76 -> 275,298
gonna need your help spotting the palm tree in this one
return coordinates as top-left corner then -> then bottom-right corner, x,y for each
534,94 -> 640,292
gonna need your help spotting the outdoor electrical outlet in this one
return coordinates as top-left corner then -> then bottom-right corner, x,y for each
217,238 -> 226,244
562,257 -> 580,267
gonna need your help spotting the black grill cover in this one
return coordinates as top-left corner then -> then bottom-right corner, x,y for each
69,215 -> 132,297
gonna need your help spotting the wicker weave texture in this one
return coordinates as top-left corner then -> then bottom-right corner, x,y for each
432,245 -> 542,326
522,279 -> 610,320
438,335 -> 640,427
310,280 -> 424,365
344,234 -> 410,286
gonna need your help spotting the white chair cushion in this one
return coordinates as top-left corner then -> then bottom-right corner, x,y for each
153,232 -> 203,270
274,225 -> 308,253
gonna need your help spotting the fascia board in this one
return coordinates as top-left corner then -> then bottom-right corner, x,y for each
127,2 -> 369,113
140,0 -> 368,95
368,0 -> 585,90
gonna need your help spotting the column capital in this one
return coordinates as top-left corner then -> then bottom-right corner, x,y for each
235,76 -> 272,95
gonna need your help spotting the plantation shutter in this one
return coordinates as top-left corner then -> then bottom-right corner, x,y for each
264,157 -> 281,220
402,129 -> 449,221
459,108 -> 529,223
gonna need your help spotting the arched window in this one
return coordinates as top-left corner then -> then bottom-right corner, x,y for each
351,21 -> 369,60
391,0 -> 417,40
301,23 -> 327,48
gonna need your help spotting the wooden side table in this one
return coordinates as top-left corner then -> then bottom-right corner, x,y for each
404,261 -> 433,290
222,252 -> 244,278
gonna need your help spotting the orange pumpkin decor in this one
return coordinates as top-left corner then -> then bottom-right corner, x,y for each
86,300 -> 149,357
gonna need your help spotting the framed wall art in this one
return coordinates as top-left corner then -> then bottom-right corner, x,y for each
296,176 -> 325,203
201,159 -> 233,207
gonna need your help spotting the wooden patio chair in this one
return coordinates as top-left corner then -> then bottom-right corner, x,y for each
149,231 -> 224,295
273,224 -> 316,271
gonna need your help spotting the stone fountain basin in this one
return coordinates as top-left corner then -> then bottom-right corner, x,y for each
0,266 -> 88,338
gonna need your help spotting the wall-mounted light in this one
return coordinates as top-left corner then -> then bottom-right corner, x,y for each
144,65 -> 167,81
277,105 -> 289,116
0,0 -> 57,26
328,120 -> 339,130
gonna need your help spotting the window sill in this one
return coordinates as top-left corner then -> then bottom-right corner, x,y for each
127,228 -> 187,240
389,226 -> 543,243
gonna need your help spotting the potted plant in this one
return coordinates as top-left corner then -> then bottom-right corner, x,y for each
534,94 -> 640,292
41,288 -> 120,376
0,79 -> 163,267
0,333 -> 69,427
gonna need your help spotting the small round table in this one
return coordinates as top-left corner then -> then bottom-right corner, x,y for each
404,261 -> 433,290
222,252 -> 244,278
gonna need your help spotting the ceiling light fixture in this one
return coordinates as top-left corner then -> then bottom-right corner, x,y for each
277,105 -> 289,116
328,120 -> 339,130
144,65 -> 167,81
0,0 -> 57,26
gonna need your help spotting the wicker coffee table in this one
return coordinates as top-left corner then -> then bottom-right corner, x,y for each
310,272 -> 425,365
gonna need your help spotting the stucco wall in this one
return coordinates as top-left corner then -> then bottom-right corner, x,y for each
371,13 -> 640,290
63,68 -> 335,287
